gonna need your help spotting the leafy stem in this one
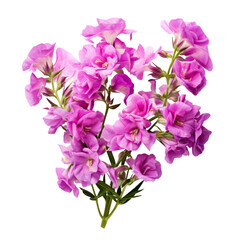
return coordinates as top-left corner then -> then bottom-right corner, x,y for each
50,73 -> 63,108
163,47 -> 179,107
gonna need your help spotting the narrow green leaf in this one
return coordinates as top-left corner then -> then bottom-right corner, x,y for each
107,151 -> 116,167
80,188 -> 95,199
96,181 -> 120,199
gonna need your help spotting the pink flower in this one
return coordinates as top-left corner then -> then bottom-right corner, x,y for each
161,98 -> 200,138
54,48 -> 79,80
22,43 -> 55,73
25,73 -> 46,106
138,80 -> 163,111
111,73 -> 134,104
127,154 -> 162,182
162,139 -> 189,164
79,43 -> 120,80
102,116 -> 155,151
72,71 -> 102,103
56,168 -> 79,197
161,19 -> 213,71
130,45 -> 159,80
72,148 -> 107,187
43,107 -> 69,134
67,106 -> 104,151
173,59 -> 206,95
82,18 -> 135,44
120,94 -> 152,119
107,165 -> 127,188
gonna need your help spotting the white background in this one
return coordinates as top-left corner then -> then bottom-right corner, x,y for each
1,0 -> 240,239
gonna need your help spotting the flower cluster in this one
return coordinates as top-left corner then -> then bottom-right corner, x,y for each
23,18 -> 212,228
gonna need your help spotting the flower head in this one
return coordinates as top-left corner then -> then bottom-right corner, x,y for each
82,18 -> 135,44
25,73 -> 46,106
127,154 -> 162,181
22,43 -> 55,74
161,19 -> 213,71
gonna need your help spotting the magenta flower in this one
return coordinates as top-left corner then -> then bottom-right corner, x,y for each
72,148 -> 107,187
72,71 -> 102,103
127,154 -> 162,182
107,165 -> 127,188
102,116 -> 155,151
161,18 -> 213,71
111,73 -> 134,104
130,45 -> 159,80
43,107 -> 69,134
120,94 -> 152,119
67,107 -> 104,150
191,113 -> 212,156
22,43 -> 55,73
54,48 -> 79,80
82,18 -> 135,44
25,73 -> 46,106
161,99 -> 200,139
162,139 -> 189,163
56,168 -> 79,197
138,80 -> 163,111
173,59 -> 206,95
79,43 -> 120,80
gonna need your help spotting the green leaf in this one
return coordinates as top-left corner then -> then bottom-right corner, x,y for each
80,188 -> 95,199
120,195 -> 142,204
120,181 -> 144,204
107,151 -> 116,167
96,181 -> 120,199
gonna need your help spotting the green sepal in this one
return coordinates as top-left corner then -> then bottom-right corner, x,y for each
52,69 -> 63,79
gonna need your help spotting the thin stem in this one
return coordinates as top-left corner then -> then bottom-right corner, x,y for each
98,103 -> 109,138
50,74 -> 63,108
163,48 -> 179,107
91,185 -> 103,218
106,184 -> 128,220
148,119 -> 158,132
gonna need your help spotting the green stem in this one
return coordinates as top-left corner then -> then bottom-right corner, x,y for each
148,119 -> 158,132
50,74 -> 63,108
163,48 -> 179,107
98,103 -> 109,138
100,184 -> 128,228
91,185 -> 103,218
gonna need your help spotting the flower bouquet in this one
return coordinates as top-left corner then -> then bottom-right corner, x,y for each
23,18 -> 212,228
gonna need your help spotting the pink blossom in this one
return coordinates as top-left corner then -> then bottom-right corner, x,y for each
67,107 -> 104,151
130,45 -> 159,80
43,107 -> 69,134
161,98 -> 200,138
127,154 -> 162,182
22,43 -> 55,73
72,148 -> 107,187
138,80 -> 163,111
162,139 -> 189,163
56,168 -> 79,197
82,18 -> 135,44
120,94 -> 152,119
102,116 -> 155,151
79,43 -> 120,80
54,48 -> 79,80
161,19 -> 213,71
111,73 -> 134,104
72,71 -> 102,103
107,165 -> 127,188
25,73 -> 46,106
173,59 -> 206,95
